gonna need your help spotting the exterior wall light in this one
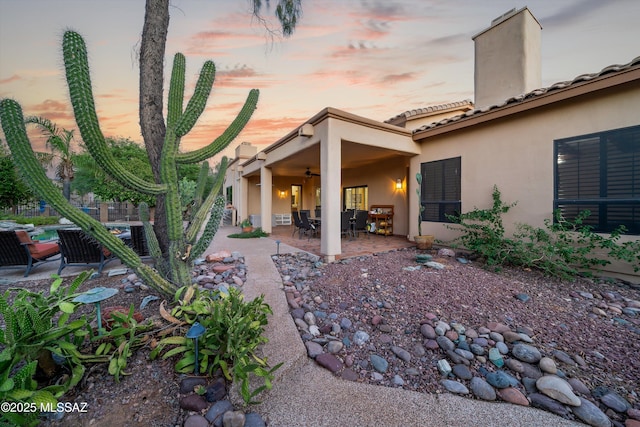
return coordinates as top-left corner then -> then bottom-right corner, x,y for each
396,178 -> 403,190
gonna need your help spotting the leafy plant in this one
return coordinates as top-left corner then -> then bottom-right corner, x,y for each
240,218 -> 252,228
445,185 -> 640,279
228,227 -> 268,239
0,273 -> 90,426
151,285 -> 281,404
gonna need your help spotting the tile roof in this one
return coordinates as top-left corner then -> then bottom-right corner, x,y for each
413,55 -> 640,134
385,100 -> 474,124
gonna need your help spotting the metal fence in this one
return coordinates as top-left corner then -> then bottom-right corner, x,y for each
2,201 -> 141,222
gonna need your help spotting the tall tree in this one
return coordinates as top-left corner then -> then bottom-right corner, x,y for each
0,1 -> 302,295
25,116 -> 76,200
140,0 -> 302,254
0,142 -> 35,212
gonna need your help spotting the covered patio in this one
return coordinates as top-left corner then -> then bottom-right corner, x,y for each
227,107 -> 420,262
267,225 -> 415,259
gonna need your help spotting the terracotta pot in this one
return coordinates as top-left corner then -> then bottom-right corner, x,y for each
414,235 -> 434,250
242,226 -> 253,233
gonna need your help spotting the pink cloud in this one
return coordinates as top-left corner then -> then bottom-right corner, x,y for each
0,74 -> 21,84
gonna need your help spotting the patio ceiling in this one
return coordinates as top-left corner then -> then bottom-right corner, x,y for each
243,140 -> 414,178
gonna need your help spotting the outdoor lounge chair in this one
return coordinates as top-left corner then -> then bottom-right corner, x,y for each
56,228 -> 117,275
129,225 -> 150,257
0,230 -> 61,277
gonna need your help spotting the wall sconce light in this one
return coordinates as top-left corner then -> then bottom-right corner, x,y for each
396,178 -> 403,190
279,190 -> 286,198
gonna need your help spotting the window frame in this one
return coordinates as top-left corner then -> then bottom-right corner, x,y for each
554,125 -> 639,235
420,157 -> 461,223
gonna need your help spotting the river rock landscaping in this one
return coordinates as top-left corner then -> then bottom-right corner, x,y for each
276,248 -> 640,427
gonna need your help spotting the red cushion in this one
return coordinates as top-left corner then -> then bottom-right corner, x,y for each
29,242 -> 60,259
15,230 -> 33,244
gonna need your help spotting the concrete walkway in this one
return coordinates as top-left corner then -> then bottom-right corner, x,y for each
209,226 -> 582,427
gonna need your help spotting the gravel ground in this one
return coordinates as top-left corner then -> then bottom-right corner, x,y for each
6,246 -> 640,426
278,247 -> 640,421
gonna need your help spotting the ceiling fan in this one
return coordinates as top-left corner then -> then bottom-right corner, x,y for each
305,167 -> 320,177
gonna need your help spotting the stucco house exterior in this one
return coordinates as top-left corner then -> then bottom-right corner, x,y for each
224,7 -> 640,282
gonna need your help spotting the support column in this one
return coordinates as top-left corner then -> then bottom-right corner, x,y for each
320,120 -> 341,262
239,175 -> 249,227
260,165 -> 273,233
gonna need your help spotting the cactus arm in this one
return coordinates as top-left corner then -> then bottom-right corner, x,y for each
167,53 -> 186,131
190,195 -> 226,261
185,157 -> 227,244
174,60 -> 215,138
192,161 -> 210,209
62,31 -> 166,195
0,99 -> 175,296
175,89 -> 259,164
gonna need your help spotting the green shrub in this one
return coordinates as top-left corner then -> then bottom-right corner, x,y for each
445,185 -> 640,280
0,213 -> 60,226
228,227 -> 268,239
151,285 -> 281,404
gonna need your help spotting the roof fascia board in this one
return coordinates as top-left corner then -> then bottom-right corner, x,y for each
413,67 -> 640,140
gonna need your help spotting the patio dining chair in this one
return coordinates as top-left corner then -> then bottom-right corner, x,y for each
292,211 -> 304,237
0,230 -> 61,277
299,211 -> 317,240
353,210 -> 370,239
340,211 -> 354,240
56,228 -> 118,275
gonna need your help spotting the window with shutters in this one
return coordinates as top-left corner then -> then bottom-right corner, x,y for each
554,125 -> 640,234
420,157 -> 461,222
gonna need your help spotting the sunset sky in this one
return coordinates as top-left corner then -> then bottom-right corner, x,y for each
1,0 -> 639,162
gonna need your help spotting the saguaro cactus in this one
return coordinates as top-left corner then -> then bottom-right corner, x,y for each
0,30 -> 258,296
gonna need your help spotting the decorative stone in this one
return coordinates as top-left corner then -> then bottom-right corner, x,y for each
370,354 -> 389,373
600,391 -> 631,413
205,378 -> 227,403
568,377 -> 591,396
223,411 -> 246,427
436,336 -> 455,352
520,362 -> 543,379
205,400 -> 234,424
572,397 -> 612,427
497,387 -> 529,406
391,346 -> 411,363
425,261 -> 445,270
353,330 -> 370,345
536,375 -> 581,406
180,376 -> 207,394
244,413 -> 267,427
185,415 -> 210,427
552,350 -> 576,366
470,377 -> 496,401
316,353 -> 343,373
441,379 -> 469,395
496,341 -> 509,355
437,359 -> 452,376
529,393 -> 572,418
489,347 -> 504,367
327,340 -> 343,354
420,324 -> 437,339
180,394 -> 208,412
303,311 -> 316,326
539,357 -> 557,374
512,343 -> 542,363
452,364 -> 473,380
505,358 -> 524,373
305,341 -> 324,358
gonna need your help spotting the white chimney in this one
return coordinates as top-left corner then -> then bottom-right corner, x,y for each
472,7 -> 542,109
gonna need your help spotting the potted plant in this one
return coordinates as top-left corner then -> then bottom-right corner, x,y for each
240,218 -> 253,233
414,172 -> 434,250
